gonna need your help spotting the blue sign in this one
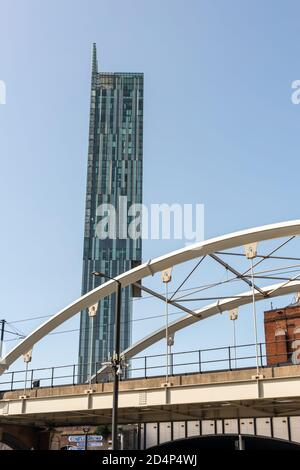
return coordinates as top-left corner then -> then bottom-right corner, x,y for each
76,442 -> 85,448
88,442 -> 103,447
68,434 -> 104,444
68,436 -> 85,443
88,435 -> 103,442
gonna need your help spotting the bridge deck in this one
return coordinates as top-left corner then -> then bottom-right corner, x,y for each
1,365 -> 300,426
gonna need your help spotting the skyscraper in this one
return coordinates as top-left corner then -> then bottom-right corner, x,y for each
78,44 -> 143,381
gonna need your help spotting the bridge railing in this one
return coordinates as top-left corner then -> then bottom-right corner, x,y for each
0,339 -> 298,392
128,343 -> 264,378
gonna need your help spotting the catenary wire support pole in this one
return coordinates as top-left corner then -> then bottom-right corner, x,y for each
22,350 -> 32,397
244,243 -> 261,378
88,303 -> 98,388
0,319 -> 5,359
250,258 -> 260,377
166,282 -> 169,381
161,268 -> 173,384
92,271 -> 122,451
229,309 -> 238,368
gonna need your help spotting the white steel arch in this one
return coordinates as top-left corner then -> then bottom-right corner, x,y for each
1,219 -> 300,374
95,279 -> 300,378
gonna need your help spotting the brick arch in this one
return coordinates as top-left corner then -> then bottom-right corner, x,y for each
0,432 -> 30,450
0,424 -> 47,450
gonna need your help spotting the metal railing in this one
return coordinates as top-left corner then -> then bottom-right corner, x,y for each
0,339 -> 298,392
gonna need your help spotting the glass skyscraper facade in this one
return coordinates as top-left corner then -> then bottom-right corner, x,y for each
78,44 -> 143,381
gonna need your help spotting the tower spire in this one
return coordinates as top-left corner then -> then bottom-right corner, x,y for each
92,43 -> 98,74
91,43 -> 98,88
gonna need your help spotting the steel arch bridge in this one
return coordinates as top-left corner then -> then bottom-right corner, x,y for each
2,219 -> 300,376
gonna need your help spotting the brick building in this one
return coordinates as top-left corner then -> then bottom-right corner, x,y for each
264,298 -> 300,366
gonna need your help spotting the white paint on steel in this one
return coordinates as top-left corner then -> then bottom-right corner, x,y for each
95,279 -> 300,378
1,220 -> 300,374
1,371 -> 300,418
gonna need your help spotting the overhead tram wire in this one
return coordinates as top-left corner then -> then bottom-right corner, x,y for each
241,236 -> 296,275
6,267 -> 300,343
5,321 -> 26,338
6,238 -> 299,326
4,277 -> 300,344
215,236 -> 296,263
11,246 -> 291,326
173,265 -> 300,301
7,264 -> 300,326
5,236 -> 300,328
5,278 -> 245,326
216,252 -> 300,262
2,328 -> 25,337
169,256 -> 206,301
3,309 -> 187,343
5,240 -> 300,344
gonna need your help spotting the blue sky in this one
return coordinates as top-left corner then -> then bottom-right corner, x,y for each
1,0 -> 300,374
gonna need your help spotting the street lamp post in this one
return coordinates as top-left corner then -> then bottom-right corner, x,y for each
92,271 -> 122,451
83,426 -> 90,451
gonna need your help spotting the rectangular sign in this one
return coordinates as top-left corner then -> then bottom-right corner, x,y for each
88,435 -> 103,441
76,442 -> 85,448
68,434 -> 103,443
68,434 -> 103,445
88,442 -> 103,447
68,436 -> 85,443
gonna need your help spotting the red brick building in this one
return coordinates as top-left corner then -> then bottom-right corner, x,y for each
264,300 -> 300,366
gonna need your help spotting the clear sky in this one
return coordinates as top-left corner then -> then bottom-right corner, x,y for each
1,0 -> 300,375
